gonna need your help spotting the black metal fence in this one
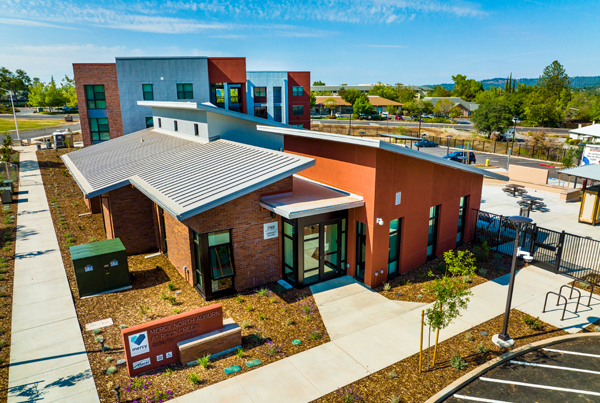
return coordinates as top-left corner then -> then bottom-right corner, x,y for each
470,209 -> 600,286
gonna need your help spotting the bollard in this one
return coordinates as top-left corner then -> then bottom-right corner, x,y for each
485,158 -> 489,167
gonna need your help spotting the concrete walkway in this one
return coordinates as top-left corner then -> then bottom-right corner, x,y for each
7,146 -> 99,402
173,266 -> 600,403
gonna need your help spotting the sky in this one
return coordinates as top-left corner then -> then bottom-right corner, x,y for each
1,0 -> 599,86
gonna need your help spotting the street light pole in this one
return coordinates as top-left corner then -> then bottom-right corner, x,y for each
0,88 -> 20,141
446,134 -> 453,156
493,216 -> 533,347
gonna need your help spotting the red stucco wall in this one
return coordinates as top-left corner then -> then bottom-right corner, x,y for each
287,72 -> 311,129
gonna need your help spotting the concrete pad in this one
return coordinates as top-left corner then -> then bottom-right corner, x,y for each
13,263 -> 67,288
311,276 -> 370,306
11,295 -> 77,333
234,358 -> 321,403
316,301 -> 371,340
174,378 -> 253,403
12,277 -> 71,307
289,342 -> 370,395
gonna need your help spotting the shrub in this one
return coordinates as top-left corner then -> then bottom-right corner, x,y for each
336,385 -> 362,402
106,366 -> 117,375
160,292 -> 168,300
251,331 -> 266,342
478,268 -> 488,277
105,356 -> 114,362
280,307 -> 287,314
189,372 -> 201,385
236,348 -> 244,358
167,282 -> 176,291
262,340 -> 284,357
464,332 -> 474,341
285,318 -> 293,326
256,287 -> 269,297
477,343 -> 488,353
235,294 -> 244,303
387,370 -> 398,379
383,283 -> 391,292
173,308 -> 181,314
92,329 -> 102,335
197,354 -> 211,369
450,354 -> 468,371
0,340 -> 6,348
119,324 -> 127,329
309,330 -> 323,340
269,298 -> 277,303
94,336 -> 104,343
168,296 -> 177,305
389,396 -> 402,403
245,304 -> 254,312
523,315 -> 543,330
593,325 -> 600,332
241,320 -> 250,329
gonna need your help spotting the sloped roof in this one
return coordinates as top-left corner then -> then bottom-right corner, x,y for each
314,96 -> 403,107
62,129 -> 315,220
423,97 -> 479,112
558,164 -> 600,181
569,123 -> 600,137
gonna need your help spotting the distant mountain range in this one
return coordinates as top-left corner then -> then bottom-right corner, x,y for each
423,76 -> 600,90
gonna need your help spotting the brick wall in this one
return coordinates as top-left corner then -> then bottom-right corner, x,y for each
84,194 -> 102,214
72,63 -> 124,146
164,177 -> 293,292
102,185 -> 157,254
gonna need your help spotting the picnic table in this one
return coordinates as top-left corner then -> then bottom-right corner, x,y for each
503,184 -> 528,197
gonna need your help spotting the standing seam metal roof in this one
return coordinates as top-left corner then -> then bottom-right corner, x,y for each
62,129 -> 315,220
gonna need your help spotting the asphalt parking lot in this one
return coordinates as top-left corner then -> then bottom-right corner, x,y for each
444,338 -> 600,402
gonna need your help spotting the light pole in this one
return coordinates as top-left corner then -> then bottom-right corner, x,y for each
0,88 -> 20,141
446,134 -> 453,156
493,215 -> 533,347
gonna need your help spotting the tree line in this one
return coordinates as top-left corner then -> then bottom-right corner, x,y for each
0,67 -> 77,110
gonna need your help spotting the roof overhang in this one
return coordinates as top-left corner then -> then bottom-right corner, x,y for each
557,165 -> 600,182
257,125 -> 509,181
260,176 -> 364,219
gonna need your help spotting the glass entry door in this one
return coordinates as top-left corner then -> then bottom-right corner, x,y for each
303,221 -> 341,286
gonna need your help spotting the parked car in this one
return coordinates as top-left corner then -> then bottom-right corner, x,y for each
443,151 -> 476,164
411,114 -> 419,120
415,140 -> 438,148
335,112 -> 343,118
61,106 -> 78,113
395,115 -> 403,120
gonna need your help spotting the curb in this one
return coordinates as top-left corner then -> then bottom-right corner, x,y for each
424,332 -> 600,403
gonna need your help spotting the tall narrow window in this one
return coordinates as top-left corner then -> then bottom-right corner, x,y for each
89,118 -> 109,142
192,229 -> 236,300
274,106 -> 282,122
340,218 -> 347,275
457,196 -> 468,244
293,105 -> 304,115
282,220 -> 296,286
85,85 -> 106,109
158,118 -> 162,128
194,123 -> 199,136
254,87 -> 266,97
210,83 -> 225,108
355,222 -> 367,283
427,206 -> 440,259
142,84 -> 154,100
174,120 -> 178,131
388,218 -> 402,277
273,87 -> 282,103
292,86 -> 303,96
145,117 -> 154,128
177,83 -> 193,99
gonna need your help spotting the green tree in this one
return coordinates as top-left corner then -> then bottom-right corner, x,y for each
396,86 -> 417,103
310,92 -> 317,109
0,67 -> 32,98
561,147 -> 578,168
434,98 -> 454,116
28,79 -> 47,108
422,100 -> 434,114
323,97 -> 338,115
44,78 -> 67,111
340,88 -> 362,106
369,82 -> 399,101
353,95 -> 374,116
61,75 -> 78,107
452,74 -> 483,101
537,60 -> 570,99
431,86 -> 452,97
313,80 -> 325,86
470,98 -> 513,138
449,106 -> 462,119
1,134 -> 13,163
386,105 -> 399,115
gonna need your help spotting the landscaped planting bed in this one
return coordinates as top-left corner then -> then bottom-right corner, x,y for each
377,246 -> 511,303
313,309 -> 568,403
37,149 -> 330,403
0,153 -> 19,402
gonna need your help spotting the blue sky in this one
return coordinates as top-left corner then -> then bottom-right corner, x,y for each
1,0 -> 598,86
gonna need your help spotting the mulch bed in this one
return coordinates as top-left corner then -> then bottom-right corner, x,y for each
313,309 -> 568,403
0,153 -> 19,402
376,246 -> 512,303
37,149 -> 330,403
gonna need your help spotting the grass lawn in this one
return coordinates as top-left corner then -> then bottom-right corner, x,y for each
0,119 -> 66,134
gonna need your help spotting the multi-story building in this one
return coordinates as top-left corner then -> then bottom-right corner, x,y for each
73,56 -> 310,146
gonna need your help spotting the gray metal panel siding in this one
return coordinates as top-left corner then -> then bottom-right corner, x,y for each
116,58 -> 210,135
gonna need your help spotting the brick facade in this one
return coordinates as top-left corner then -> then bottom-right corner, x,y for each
101,185 -> 157,254
73,63 -> 124,146
164,177 -> 293,292
84,194 -> 102,214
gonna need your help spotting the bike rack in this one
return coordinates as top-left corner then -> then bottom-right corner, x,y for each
543,291 -> 568,321
569,281 -> 594,307
559,285 -> 581,314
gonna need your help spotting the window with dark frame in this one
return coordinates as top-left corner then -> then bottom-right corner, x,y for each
427,206 -> 440,259
254,87 -> 266,97
194,123 -> 199,136
145,117 -> 154,128
282,220 -> 296,286
292,86 -> 303,96
456,196 -> 468,244
388,218 -> 402,277
274,106 -> 282,122
142,84 -> 154,101
177,83 -> 193,99
84,85 -> 106,109
293,105 -> 304,115
158,118 -> 162,128
89,117 -> 109,142
174,120 -> 178,131
273,87 -> 282,103
355,221 -> 367,282
254,105 -> 268,119
192,229 -> 236,299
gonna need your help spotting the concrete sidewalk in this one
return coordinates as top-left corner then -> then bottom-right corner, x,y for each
172,266 -> 600,403
7,146 -> 99,402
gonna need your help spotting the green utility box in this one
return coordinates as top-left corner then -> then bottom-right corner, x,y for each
70,238 -> 131,298
2,180 -> 14,194
0,187 -> 11,204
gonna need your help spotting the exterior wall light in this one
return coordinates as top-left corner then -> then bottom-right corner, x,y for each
376,218 -> 384,226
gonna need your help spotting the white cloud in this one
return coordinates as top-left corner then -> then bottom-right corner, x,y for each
0,17 -> 75,29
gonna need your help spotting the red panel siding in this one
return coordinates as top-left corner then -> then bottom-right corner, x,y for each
287,72 -> 311,129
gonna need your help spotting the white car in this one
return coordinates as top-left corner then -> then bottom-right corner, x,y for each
335,112 -> 343,118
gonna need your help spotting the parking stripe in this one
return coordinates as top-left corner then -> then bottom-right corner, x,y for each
453,394 -> 513,402
510,360 -> 600,375
480,377 -> 600,396
543,348 -> 600,359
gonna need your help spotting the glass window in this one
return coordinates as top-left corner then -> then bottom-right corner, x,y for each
254,87 -> 266,97
282,219 -> 297,286
274,106 -> 282,122
273,87 -> 282,103
177,83 -> 193,99
194,123 -> 199,136
293,105 -> 304,115
142,84 -> 153,101
145,117 -> 153,128
457,196 -> 468,244
210,83 -> 225,107
85,85 -> 106,109
292,86 -> 303,96
208,230 -> 230,247
355,221 -> 367,282
254,105 -> 268,119
388,218 -> 401,276
158,118 -> 162,128
174,120 -> 178,131
284,221 -> 295,237
89,118 -> 109,142
427,206 -> 439,258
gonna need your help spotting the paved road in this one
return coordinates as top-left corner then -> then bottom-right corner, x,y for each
311,118 -> 571,134
0,107 -> 79,120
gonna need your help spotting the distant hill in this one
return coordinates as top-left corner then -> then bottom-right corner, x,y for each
424,76 -> 600,91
